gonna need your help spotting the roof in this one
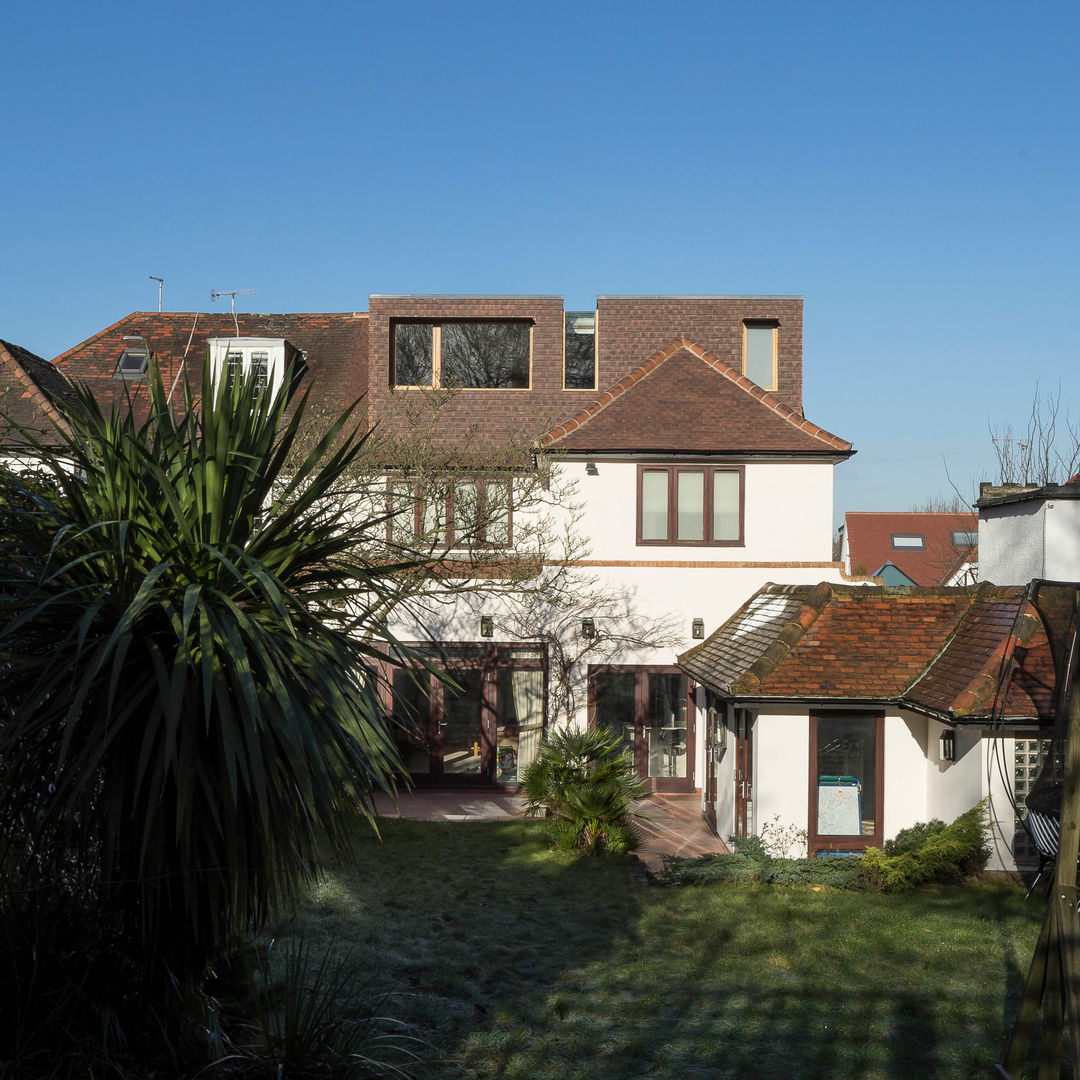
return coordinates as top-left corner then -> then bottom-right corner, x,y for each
0,338 -> 78,443
843,511 -> 978,586
542,337 -> 852,456
678,581 -> 1053,723
977,479 -> 1080,508
53,312 -> 368,423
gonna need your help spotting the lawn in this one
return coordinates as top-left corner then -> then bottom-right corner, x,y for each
269,816 -> 1043,1080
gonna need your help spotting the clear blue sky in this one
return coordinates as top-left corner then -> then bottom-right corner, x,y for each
3,1 -> 1077,521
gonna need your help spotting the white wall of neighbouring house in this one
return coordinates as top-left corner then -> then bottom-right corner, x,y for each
978,501 -> 1047,585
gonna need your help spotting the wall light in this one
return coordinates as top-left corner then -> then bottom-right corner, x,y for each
692,617 -> 705,639
586,462 -> 599,476
939,729 -> 956,762
480,615 -> 494,638
581,618 -> 596,640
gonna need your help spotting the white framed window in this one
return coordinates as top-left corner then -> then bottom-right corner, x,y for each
208,338 -> 289,399
743,322 -> 778,390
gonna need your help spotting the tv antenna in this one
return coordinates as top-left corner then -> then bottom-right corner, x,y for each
211,287 -> 256,334
149,275 -> 164,312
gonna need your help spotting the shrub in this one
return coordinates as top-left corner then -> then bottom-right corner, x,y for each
882,818 -> 947,856
519,728 -> 650,855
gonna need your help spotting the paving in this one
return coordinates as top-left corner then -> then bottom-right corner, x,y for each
370,789 -> 728,874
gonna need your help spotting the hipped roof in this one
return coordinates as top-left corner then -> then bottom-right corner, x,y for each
0,338 -> 78,443
678,582 -> 1054,723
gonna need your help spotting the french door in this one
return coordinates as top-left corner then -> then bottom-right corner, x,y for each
389,646 -> 546,785
589,666 -> 695,793
808,711 -> 883,852
734,709 -> 753,838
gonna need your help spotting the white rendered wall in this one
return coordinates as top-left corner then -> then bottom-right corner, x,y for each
883,714 -> 928,839
980,497 -> 1080,585
750,710 -> 810,838
1044,500 -> 1080,579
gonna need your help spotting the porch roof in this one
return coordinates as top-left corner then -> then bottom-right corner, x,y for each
678,582 -> 1054,723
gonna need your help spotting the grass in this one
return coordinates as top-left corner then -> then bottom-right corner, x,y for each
263,816 -> 1043,1080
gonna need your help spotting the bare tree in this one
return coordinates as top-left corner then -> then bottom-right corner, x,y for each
989,383 -> 1080,487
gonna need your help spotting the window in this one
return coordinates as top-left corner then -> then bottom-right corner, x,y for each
637,465 -> 743,546
564,312 -> 596,390
114,349 -> 149,378
891,534 -> 925,550
392,320 -> 531,389
743,322 -> 778,390
388,479 -> 512,548
809,711 -> 883,852
952,530 -> 978,548
208,337 -> 291,399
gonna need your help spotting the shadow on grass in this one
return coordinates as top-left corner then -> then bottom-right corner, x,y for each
282,819 -> 1043,1080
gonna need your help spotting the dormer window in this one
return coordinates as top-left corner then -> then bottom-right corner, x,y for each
208,338 -> 291,399
564,312 -> 596,390
743,321 -> 778,391
114,348 -> 149,379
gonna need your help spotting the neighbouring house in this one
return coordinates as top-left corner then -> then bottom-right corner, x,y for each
977,479 -> 1080,586
35,293 -> 857,795
677,581 -> 1054,870
0,338 -> 77,447
839,510 -> 979,586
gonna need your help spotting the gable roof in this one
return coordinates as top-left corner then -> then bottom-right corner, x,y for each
541,337 -> 852,456
678,581 -> 1053,723
53,312 -> 369,423
843,511 -> 978,586
0,338 -> 78,443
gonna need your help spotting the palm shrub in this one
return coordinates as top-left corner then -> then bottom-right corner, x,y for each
520,727 -> 650,855
0,363 -> 421,997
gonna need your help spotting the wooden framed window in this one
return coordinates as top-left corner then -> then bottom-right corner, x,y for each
387,478 -> 512,549
808,711 -> 884,852
743,322 -> 778,391
392,320 -> 532,389
636,465 -> 744,547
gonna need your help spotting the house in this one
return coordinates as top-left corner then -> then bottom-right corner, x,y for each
39,293 -> 857,795
977,480 -> 1080,585
677,581 -> 1055,870
839,511 -> 978,586
0,338 -> 78,446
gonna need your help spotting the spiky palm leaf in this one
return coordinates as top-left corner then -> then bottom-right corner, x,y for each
0,364 -> 420,988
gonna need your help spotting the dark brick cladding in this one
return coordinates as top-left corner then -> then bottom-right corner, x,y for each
367,296 -> 805,454
596,297 -> 803,415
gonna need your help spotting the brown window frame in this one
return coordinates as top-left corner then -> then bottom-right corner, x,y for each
391,318 -> 533,390
386,478 -> 514,549
807,710 -> 884,853
635,464 -> 745,547
742,321 -> 778,391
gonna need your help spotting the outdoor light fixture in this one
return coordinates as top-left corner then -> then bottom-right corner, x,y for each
480,615 -> 494,638
939,729 -> 956,762
586,462 -> 599,476
581,618 -> 596,640
692,618 -> 705,639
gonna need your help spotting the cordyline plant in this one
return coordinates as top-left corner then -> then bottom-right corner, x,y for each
0,363 -> 422,993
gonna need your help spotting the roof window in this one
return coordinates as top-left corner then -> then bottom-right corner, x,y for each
890,534 -> 925,550
952,530 -> 978,548
114,348 -> 149,379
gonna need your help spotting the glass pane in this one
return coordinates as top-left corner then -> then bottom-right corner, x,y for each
389,486 -> 417,544
677,471 -> 705,541
647,673 -> 687,779
497,667 -> 544,781
746,326 -> 775,388
486,482 -> 511,546
713,471 -> 741,541
816,714 -> 876,836
641,471 -> 669,541
593,672 -> 636,761
392,669 -> 431,775
453,482 -> 479,546
564,314 -> 596,389
394,323 -> 433,386
442,671 -> 484,775
421,483 -> 447,542
441,322 -> 530,388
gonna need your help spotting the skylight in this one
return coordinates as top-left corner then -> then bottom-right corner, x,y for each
114,349 -> 149,378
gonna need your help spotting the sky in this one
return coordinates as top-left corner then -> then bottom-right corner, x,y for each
2,1 -> 1077,522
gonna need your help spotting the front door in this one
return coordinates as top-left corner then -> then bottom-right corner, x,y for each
734,709 -> 753,838
590,666 -> 695,793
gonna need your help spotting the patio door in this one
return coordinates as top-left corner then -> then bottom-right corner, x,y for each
734,709 -> 753,837
389,646 -> 545,785
590,666 -> 695,793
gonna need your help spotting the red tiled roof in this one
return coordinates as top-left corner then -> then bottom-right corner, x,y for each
0,338 -> 77,443
844,511 -> 978,586
53,312 -> 368,424
542,337 -> 852,455
678,582 -> 1053,722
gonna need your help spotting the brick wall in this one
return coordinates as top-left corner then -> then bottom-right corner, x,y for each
365,294 -> 806,455
596,296 -> 803,414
